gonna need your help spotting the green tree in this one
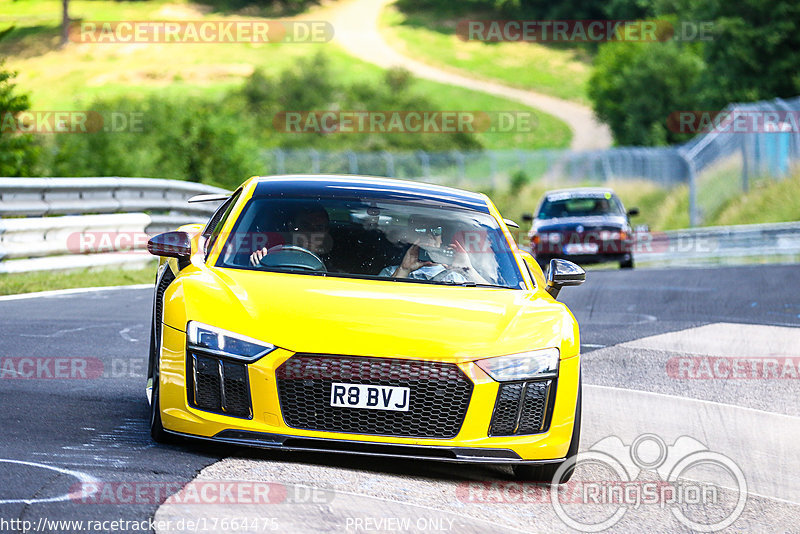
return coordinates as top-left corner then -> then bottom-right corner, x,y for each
692,0 -> 800,107
589,38 -> 704,146
0,51 -> 40,176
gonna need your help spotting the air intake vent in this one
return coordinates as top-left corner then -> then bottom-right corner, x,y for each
489,380 -> 553,436
189,352 -> 252,418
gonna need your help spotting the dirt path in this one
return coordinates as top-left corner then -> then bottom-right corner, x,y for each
326,0 -> 613,151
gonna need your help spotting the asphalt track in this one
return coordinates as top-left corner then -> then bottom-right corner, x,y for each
0,264 -> 798,533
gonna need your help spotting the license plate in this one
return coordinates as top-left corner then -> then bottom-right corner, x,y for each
563,242 -> 599,255
330,383 -> 410,411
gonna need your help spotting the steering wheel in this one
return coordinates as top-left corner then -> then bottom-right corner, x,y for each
431,267 -> 470,284
258,245 -> 327,272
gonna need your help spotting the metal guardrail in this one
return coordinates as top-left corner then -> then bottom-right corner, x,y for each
0,177 -> 227,218
0,177 -> 797,273
0,177 -> 228,273
635,221 -> 800,265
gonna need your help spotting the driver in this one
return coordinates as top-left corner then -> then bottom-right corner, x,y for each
249,205 -> 332,266
379,219 -> 488,283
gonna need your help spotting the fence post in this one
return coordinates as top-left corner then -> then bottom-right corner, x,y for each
741,134 -> 749,193
347,151 -> 358,174
686,157 -> 699,227
310,149 -> 320,174
382,151 -> 395,177
453,150 -> 465,183
417,150 -> 430,179
489,151 -> 497,188
274,148 -> 285,175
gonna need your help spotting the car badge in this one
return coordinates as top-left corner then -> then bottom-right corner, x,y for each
576,225 -> 584,233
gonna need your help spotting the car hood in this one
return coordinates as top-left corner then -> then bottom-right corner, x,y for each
533,215 -> 628,233
167,267 -> 577,363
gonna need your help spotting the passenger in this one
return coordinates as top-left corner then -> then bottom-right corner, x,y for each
380,219 -> 487,283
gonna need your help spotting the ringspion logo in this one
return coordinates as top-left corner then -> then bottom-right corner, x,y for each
549,434 -> 747,532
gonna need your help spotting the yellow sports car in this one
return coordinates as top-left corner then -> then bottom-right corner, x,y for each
146,175 -> 585,482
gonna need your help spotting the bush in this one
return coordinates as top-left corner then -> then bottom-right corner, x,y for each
44,53 -> 482,186
509,169 -> 530,193
589,38 -> 704,146
238,52 -> 481,152
48,97 -> 262,189
0,58 -> 40,176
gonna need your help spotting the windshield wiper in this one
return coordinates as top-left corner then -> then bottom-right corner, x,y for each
442,280 -> 512,289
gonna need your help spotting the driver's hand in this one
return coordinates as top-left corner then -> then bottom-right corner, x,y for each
447,240 -> 473,270
394,243 -> 434,278
249,247 -> 269,266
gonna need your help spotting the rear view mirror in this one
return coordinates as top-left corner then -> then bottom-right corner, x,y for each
147,231 -> 191,259
521,213 -> 534,223
627,207 -> 640,217
546,259 -> 586,299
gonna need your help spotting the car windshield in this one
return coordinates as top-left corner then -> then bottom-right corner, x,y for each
215,197 -> 526,289
538,194 -> 624,218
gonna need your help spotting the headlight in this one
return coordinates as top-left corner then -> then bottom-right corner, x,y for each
187,321 -> 276,362
475,348 -> 559,381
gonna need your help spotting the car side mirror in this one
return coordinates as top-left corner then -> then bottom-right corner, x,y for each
147,231 -> 191,259
521,213 -> 534,223
627,207 -> 640,217
546,259 -> 585,299
503,218 -> 520,229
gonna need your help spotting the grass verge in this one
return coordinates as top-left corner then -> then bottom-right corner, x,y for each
3,0 -> 571,149
379,3 -> 591,104
491,168 -> 800,232
0,263 -> 156,296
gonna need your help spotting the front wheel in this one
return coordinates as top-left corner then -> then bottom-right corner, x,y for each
148,315 -> 174,444
619,257 -> 634,269
514,377 -> 582,483
149,376 -> 172,443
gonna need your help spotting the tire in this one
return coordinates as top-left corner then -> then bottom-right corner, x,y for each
514,377 -> 582,484
619,257 -> 634,269
149,375 -> 173,443
148,313 -> 174,444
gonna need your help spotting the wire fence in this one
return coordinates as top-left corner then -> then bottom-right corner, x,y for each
263,96 -> 800,226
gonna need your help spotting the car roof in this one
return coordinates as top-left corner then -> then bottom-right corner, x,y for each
542,187 -> 617,198
251,175 -> 491,212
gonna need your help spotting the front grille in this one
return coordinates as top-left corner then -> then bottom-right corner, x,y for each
276,354 -> 473,439
189,352 -> 252,418
489,380 -> 553,436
